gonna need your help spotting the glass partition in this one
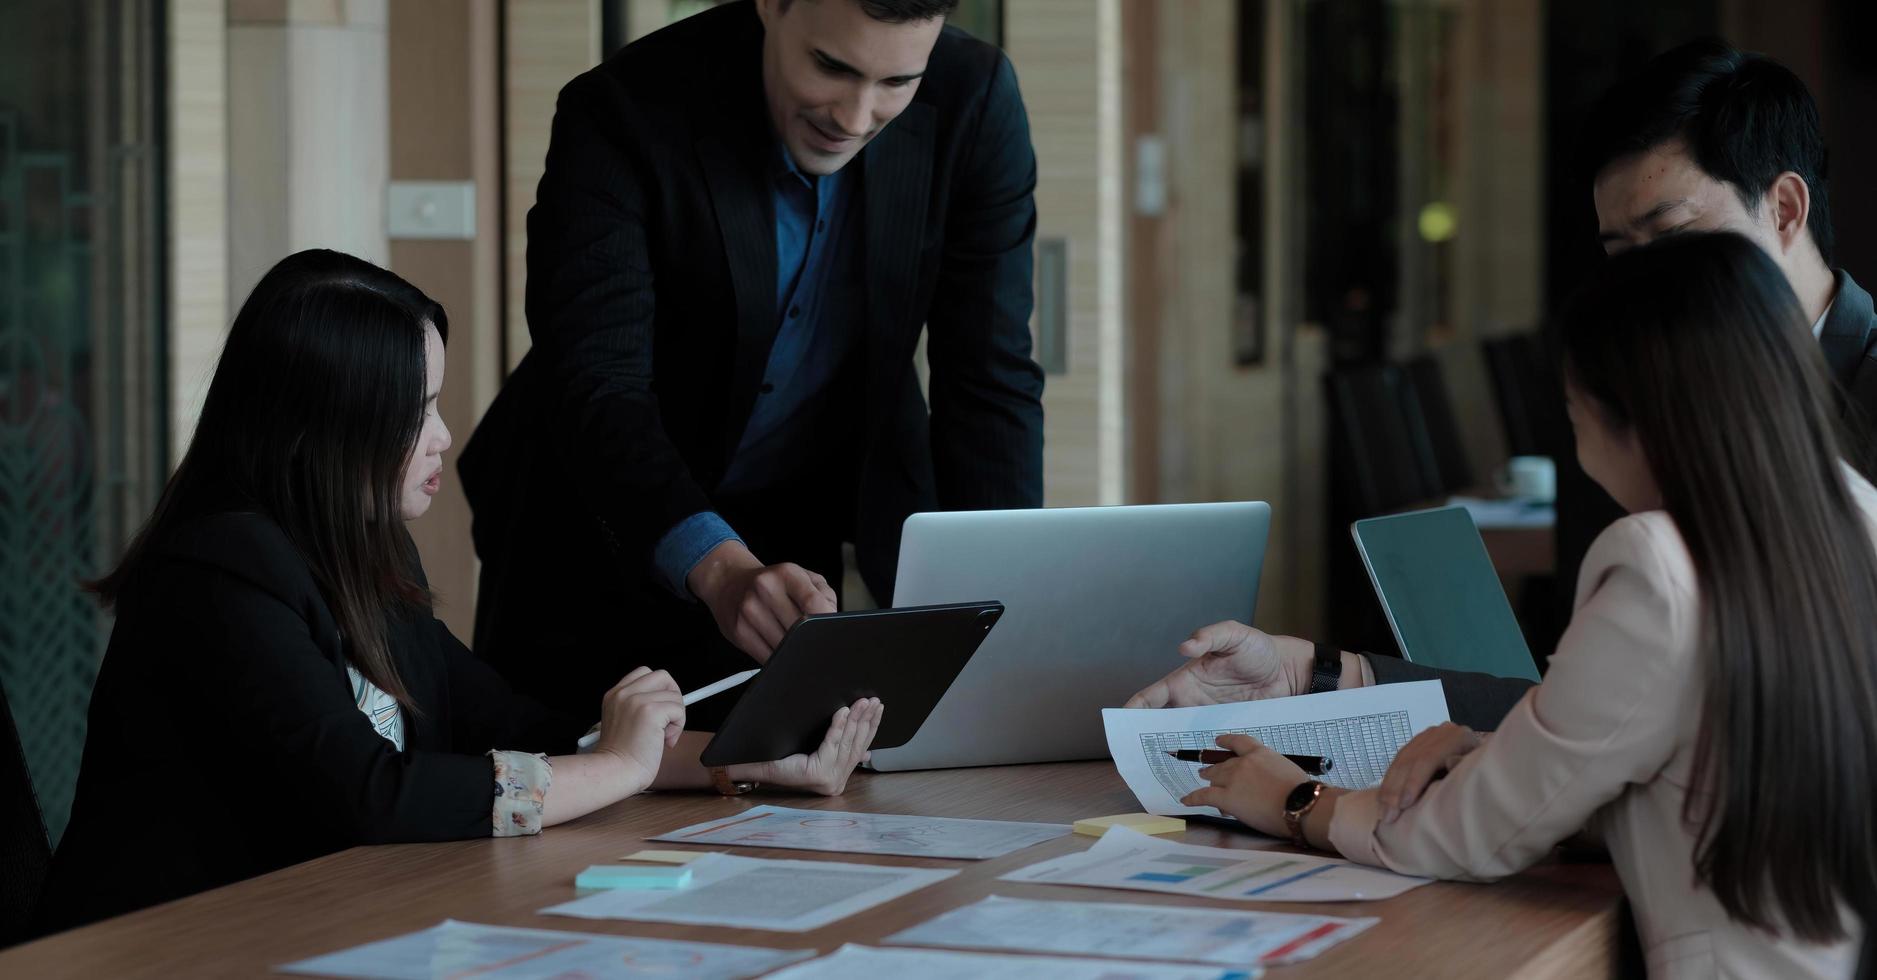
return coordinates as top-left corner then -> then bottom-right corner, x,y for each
0,0 -> 166,843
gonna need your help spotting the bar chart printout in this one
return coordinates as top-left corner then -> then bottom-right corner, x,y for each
278,920 -> 813,979
885,895 -> 1377,966
764,944 -> 1265,980
1102,681 -> 1450,817
1001,826 -> 1429,902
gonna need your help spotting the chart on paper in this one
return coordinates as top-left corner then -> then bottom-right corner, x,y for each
1103,680 -> 1450,817
1139,708 -> 1414,796
650,805 -> 1070,860
764,944 -> 1263,980
540,853 -> 958,932
277,919 -> 814,979
885,895 -> 1375,967
1001,825 -> 1429,903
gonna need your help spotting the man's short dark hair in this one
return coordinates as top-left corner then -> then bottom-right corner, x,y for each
779,0 -> 959,22
1584,38 -> 1834,266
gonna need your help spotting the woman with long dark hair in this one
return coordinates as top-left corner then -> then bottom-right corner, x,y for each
36,250 -> 882,932
1176,233 -> 1874,976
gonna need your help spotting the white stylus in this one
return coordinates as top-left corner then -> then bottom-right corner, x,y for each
575,668 -> 761,752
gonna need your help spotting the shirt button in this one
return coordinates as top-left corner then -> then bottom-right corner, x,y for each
788,305 -> 801,318
760,383 -> 775,394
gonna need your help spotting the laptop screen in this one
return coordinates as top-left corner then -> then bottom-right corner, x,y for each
1351,506 -> 1540,681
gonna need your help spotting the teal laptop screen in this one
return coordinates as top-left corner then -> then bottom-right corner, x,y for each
1351,506 -> 1540,681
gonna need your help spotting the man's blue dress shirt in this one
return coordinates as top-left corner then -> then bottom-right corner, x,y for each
651,146 -> 860,595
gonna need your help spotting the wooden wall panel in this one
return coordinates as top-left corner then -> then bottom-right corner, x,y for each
1147,0 -> 1322,635
168,0 -> 228,463
389,0 -> 504,640
1005,0 -> 1126,506
1448,0 -> 1544,477
504,0 -> 601,370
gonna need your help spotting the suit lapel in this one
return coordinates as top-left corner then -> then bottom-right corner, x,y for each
698,128 -> 779,458
860,103 -> 935,436
1819,270 -> 1876,390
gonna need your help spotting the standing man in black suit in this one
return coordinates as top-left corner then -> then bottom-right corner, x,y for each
459,0 -> 1044,722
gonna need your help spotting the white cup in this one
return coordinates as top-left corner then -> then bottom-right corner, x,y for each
1497,455 -> 1556,503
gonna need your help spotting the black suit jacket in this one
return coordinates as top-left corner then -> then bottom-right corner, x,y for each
460,2 -> 1044,716
1819,270 -> 1877,446
35,513 -> 584,934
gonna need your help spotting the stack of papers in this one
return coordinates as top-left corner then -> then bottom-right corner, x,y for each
1001,825 -> 1427,902
277,920 -> 811,979
540,852 -> 957,932
650,805 -> 1070,860
886,895 -> 1373,966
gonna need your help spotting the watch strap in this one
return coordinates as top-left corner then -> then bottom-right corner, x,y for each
1309,642 -> 1343,694
1283,780 -> 1325,848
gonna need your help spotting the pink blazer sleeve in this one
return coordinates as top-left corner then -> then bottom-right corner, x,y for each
1328,515 -> 1699,880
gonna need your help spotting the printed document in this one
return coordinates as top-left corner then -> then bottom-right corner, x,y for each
1000,825 -> 1427,902
1103,680 -> 1450,817
276,919 -> 811,979
760,944 -> 1262,980
885,895 -> 1375,966
540,853 -> 956,932
650,805 -> 1070,860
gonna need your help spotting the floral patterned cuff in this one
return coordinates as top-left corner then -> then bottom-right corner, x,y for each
489,750 -> 552,837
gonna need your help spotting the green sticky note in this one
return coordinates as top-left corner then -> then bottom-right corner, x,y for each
574,864 -> 694,890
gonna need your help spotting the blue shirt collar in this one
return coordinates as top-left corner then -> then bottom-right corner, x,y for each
773,142 -> 850,192
774,142 -> 810,185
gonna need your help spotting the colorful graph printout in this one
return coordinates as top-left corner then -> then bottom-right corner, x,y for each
650,805 -> 1070,860
762,944 -> 1262,980
1001,826 -> 1428,903
277,919 -> 812,979
886,895 -> 1376,966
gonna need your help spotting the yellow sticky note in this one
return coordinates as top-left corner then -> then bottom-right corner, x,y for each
621,849 -> 707,865
1073,813 -> 1187,838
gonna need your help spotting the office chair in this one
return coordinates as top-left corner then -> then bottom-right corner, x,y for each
1403,353 -> 1475,495
0,682 -> 50,948
1325,363 -> 1445,515
1481,333 -> 1567,458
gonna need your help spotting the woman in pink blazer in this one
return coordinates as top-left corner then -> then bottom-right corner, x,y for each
1186,232 -> 1874,978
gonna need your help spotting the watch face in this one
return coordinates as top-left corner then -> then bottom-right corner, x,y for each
1284,781 -> 1321,813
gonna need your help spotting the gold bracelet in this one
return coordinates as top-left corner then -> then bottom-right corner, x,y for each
710,766 -> 757,796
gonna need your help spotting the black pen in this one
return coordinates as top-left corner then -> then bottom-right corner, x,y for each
1166,748 -> 1333,775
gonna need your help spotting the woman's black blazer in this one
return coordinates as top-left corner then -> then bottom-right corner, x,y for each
35,512 -> 586,933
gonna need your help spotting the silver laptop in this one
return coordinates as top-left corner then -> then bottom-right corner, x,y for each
868,501 -> 1270,771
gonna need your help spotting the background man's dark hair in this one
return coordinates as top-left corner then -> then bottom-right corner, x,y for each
1582,38 -> 1834,266
778,0 -> 959,22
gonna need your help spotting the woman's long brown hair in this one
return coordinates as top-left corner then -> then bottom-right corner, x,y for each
1557,231 -> 1877,942
92,249 -> 445,708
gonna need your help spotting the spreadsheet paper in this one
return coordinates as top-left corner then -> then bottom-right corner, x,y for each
1102,680 -> 1450,818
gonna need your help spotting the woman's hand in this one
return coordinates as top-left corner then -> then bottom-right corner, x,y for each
1178,734 -> 1311,838
1376,722 -> 1483,823
593,667 -> 686,795
746,698 -> 883,796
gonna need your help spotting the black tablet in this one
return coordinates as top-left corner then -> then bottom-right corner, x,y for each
698,601 -> 1003,768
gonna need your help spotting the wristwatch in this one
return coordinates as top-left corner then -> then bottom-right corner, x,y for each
1308,642 -> 1343,694
1283,780 -> 1325,849
709,766 -> 757,796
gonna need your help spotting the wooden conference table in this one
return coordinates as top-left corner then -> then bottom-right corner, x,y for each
0,763 -> 1622,978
